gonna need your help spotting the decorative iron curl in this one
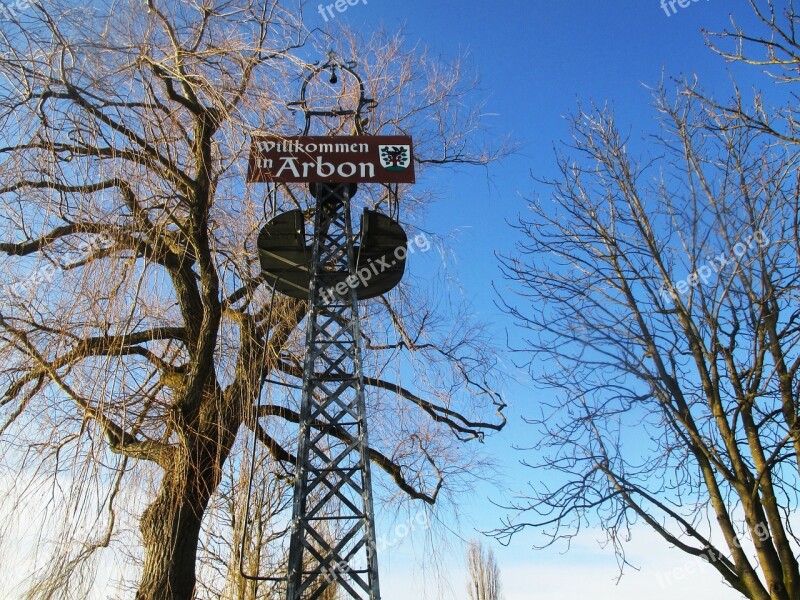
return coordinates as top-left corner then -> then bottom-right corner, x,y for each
287,51 -> 377,135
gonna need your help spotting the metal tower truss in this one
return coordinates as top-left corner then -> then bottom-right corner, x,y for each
285,182 -> 381,600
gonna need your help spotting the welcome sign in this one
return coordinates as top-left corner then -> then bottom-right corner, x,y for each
247,135 -> 415,184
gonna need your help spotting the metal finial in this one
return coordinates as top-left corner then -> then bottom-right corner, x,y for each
287,54 -> 377,135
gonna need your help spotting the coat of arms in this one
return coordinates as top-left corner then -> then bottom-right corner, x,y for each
378,145 -> 411,172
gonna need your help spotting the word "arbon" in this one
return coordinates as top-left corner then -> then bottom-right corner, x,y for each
255,155 -> 375,180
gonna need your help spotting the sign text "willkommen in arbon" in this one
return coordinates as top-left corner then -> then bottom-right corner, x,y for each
247,135 -> 415,184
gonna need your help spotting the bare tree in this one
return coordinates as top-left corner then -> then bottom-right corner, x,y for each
495,4 -> 800,599
0,2 -> 507,599
197,451 -> 291,600
466,540 -> 502,600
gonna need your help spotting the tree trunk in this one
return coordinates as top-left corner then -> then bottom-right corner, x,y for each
136,428 -> 235,600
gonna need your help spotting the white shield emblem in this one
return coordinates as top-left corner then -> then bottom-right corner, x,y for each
378,145 -> 411,172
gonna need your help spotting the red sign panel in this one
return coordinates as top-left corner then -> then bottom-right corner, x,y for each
247,135 -> 415,184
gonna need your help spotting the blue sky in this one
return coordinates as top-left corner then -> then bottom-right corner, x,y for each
308,1 -> 779,599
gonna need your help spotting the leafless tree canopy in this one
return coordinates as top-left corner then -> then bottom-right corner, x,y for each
496,2 -> 800,600
0,1 -> 507,598
466,540 -> 502,600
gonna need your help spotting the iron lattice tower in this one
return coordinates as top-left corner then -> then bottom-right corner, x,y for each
245,56 -> 409,599
284,183 -> 381,600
